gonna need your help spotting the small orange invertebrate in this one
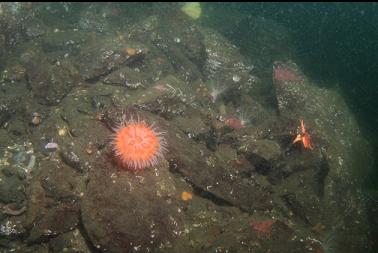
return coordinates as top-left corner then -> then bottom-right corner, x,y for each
125,47 -> 137,56
112,116 -> 166,171
181,191 -> 193,201
292,119 -> 313,150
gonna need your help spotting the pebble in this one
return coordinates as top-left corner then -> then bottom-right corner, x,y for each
60,149 -> 82,172
31,112 -> 42,126
45,142 -> 58,151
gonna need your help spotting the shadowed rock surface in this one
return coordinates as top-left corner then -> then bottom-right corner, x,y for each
82,158 -> 181,253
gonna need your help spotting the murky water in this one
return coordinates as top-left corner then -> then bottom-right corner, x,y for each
0,3 -> 377,253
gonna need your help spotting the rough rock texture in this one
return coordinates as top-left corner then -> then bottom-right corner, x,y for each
27,203 -> 79,244
273,62 -> 371,190
0,3 -> 373,253
26,54 -> 80,105
81,159 -> 181,253
74,36 -> 147,82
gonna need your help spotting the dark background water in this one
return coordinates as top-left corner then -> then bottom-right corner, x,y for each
204,2 -> 378,190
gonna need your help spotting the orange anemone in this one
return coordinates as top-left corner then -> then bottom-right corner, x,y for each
112,118 -> 166,171
181,191 -> 193,201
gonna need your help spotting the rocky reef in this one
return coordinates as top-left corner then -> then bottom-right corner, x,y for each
0,3 -> 374,253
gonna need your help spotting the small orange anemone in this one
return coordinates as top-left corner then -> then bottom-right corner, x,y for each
181,191 -> 193,201
112,117 -> 166,171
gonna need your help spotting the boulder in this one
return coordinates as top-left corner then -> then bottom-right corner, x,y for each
81,159 -> 182,253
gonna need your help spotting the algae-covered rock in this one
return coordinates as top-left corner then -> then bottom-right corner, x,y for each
48,229 -> 91,253
128,12 -> 206,83
0,98 -> 18,128
98,107 -> 274,214
27,203 -> 79,244
165,131 -> 274,212
23,158 -> 83,244
0,170 -> 25,205
38,160 -> 82,202
103,66 -> 148,89
74,35 -> 146,81
26,54 -> 79,105
200,27 -> 257,87
81,158 -> 182,253
238,139 -> 281,175
40,29 -> 90,53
